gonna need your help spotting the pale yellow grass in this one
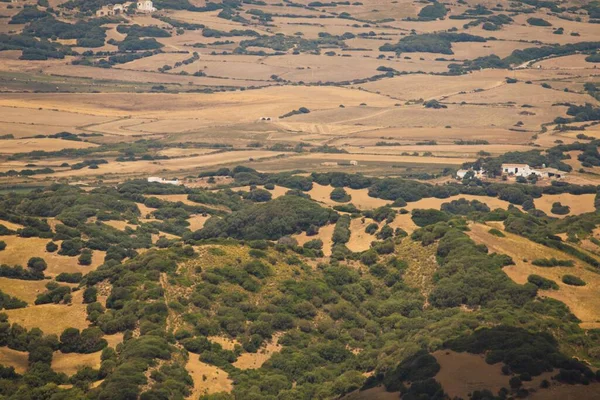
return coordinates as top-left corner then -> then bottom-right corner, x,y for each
0,235 -> 105,276
4,290 -> 89,335
532,54 -> 599,70
186,356 -> 233,398
346,218 -> 377,253
345,144 -> 536,157
103,220 -> 137,231
0,85 -> 395,122
468,223 -> 600,328
0,220 -> 25,231
208,335 -> 240,351
0,347 -> 28,374
137,203 -> 157,218
360,72 -> 505,101
0,138 -> 97,154
299,153 -> 471,165
389,213 -> 417,235
187,215 -> 210,232
43,151 -> 282,178
233,333 -> 282,370
293,223 -> 335,257
306,183 -> 390,210
0,277 -> 52,304
52,351 -> 102,376
534,193 -> 596,218
157,148 -> 216,157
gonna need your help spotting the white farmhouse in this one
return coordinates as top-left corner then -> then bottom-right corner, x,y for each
457,168 -> 484,179
137,0 -> 156,12
501,163 -> 534,177
148,177 -> 182,185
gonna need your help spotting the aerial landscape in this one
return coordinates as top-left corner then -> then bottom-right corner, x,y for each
1,0 -> 600,398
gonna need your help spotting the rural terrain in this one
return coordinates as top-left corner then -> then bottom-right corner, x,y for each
1,0 -> 600,398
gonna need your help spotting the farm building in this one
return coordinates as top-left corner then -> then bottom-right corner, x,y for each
456,169 -> 484,179
501,164 -> 533,177
501,164 -> 566,179
147,177 -> 182,185
137,0 -> 156,12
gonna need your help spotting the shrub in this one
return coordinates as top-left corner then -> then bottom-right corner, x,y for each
550,202 -> 570,215
527,274 -> 558,290
532,258 -> 574,267
46,241 -> 58,252
0,241 -> 5,251
527,17 -> 552,26
78,249 -> 93,266
562,274 -> 586,286
488,228 -> 505,237
330,187 -> 351,203
27,257 -> 47,272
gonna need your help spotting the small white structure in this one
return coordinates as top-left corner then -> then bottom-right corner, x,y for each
148,177 -> 182,185
501,163 -> 534,177
531,167 -> 566,179
456,168 -> 484,179
501,164 -> 566,180
349,160 -> 358,166
137,0 -> 156,12
96,3 -> 128,16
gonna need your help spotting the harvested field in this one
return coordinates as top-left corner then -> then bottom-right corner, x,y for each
0,235 -> 105,276
4,290 -> 89,335
233,333 -> 282,370
0,138 -> 97,154
468,223 -> 600,329
298,153 -> 472,165
533,193 -> 596,218
186,356 -> 233,398
42,151 -> 283,178
346,218 -> 377,252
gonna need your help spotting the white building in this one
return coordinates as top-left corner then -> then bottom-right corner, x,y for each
501,164 -> 566,180
501,163 -> 534,177
137,0 -> 156,12
148,177 -> 182,185
96,3 -> 128,16
456,168 -> 484,179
